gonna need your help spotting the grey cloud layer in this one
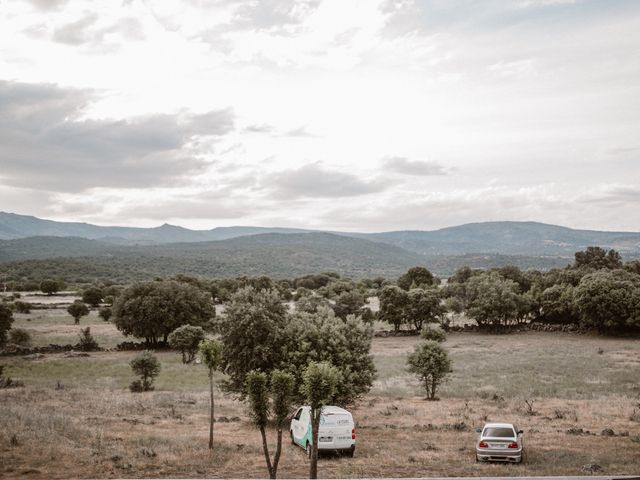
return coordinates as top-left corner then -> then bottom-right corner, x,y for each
0,81 -> 234,192
384,157 -> 447,176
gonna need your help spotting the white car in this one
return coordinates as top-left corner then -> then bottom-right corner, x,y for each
475,422 -> 524,463
290,406 -> 356,457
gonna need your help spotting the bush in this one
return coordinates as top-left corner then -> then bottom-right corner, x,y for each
0,304 -> 14,347
82,287 -> 103,307
168,325 -> 205,363
420,324 -> 447,342
13,301 -> 31,314
98,307 -> 112,322
67,300 -> 89,325
77,327 -> 99,351
129,351 -> 161,392
40,279 -> 60,295
8,328 -> 32,347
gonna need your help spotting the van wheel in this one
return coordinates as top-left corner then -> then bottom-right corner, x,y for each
347,447 -> 355,458
305,442 -> 311,458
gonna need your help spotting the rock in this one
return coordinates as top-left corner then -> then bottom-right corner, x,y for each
601,428 -> 615,436
229,416 -> 241,422
217,416 -> 230,423
566,427 -> 584,435
581,463 -> 603,473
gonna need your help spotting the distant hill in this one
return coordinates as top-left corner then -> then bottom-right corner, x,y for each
2,212 -> 640,257
0,232 -> 428,281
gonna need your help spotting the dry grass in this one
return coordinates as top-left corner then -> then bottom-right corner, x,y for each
1,315 -> 640,478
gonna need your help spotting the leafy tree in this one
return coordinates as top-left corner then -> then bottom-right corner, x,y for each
98,307 -> 112,322
465,272 -> 530,330
40,279 -> 60,295
168,325 -> 205,363
82,287 -> 103,307
294,295 -> 330,314
420,323 -> 447,343
574,269 -> 640,332
397,266 -> 436,291
199,339 -> 224,449
538,283 -> 579,324
246,370 -> 295,479
407,341 -> 452,400
218,287 -> 288,394
0,304 -> 14,347
301,361 -> 340,480
67,300 -> 89,325
112,280 -> 214,346
129,351 -> 161,392
13,301 -> 31,314
378,285 -> 409,332
491,265 -> 532,292
332,290 -> 365,320
283,307 -> 375,406
406,288 -> 445,331
574,246 -> 622,270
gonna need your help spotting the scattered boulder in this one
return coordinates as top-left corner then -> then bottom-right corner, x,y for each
601,428 -> 615,437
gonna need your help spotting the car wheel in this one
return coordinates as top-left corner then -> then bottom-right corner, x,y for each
475,454 -> 479,463
519,452 -> 524,464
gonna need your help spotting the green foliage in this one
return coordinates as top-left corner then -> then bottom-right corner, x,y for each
284,307 -> 375,406
67,300 -> 89,325
77,327 -> 99,351
331,290 -> 365,319
199,339 -> 224,373
378,285 -> 409,332
0,304 -> 14,346
574,269 -> 640,332
219,287 -> 288,394
82,286 -> 103,307
397,266 -> 436,290
246,370 -> 270,428
129,351 -> 161,392
294,295 -> 330,314
407,341 -> 452,400
40,279 -> 60,295
406,287 -> 445,331
9,328 -> 32,346
112,280 -> 214,346
574,247 -> 622,270
13,301 -> 31,314
168,325 -> 205,363
420,323 -> 447,343
98,307 -> 112,322
538,283 -> 579,324
465,272 -> 531,330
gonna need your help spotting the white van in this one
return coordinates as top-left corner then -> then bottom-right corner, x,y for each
290,405 -> 356,457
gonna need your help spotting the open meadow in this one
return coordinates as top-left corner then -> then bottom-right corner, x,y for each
1,302 -> 639,478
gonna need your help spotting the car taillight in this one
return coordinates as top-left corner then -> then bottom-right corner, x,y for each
508,442 -> 518,449
478,441 -> 489,448
352,428 -> 356,440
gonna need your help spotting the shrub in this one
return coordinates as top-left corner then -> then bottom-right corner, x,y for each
0,304 -> 14,347
420,324 -> 447,343
129,351 -> 161,392
8,328 -> 32,347
82,287 -> 103,307
168,325 -> 205,363
98,307 -> 112,322
77,327 -> 99,351
13,301 -> 31,314
40,279 -> 60,295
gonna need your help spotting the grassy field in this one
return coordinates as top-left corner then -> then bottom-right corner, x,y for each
1,307 -> 640,478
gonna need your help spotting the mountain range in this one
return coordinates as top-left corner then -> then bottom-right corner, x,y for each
1,211 -> 639,280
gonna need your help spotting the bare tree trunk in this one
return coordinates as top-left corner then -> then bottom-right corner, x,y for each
209,370 -> 215,449
259,427 -> 274,478
310,410 -> 321,479
271,428 -> 283,479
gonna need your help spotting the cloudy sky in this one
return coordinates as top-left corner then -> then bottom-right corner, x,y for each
1,0 -> 639,232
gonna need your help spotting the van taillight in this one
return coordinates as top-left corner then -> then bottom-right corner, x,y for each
352,428 -> 356,440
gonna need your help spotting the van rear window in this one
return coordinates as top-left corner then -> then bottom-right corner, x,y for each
320,414 -> 350,426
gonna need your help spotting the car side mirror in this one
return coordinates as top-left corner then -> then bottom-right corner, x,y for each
518,430 -> 524,434
475,427 -> 482,433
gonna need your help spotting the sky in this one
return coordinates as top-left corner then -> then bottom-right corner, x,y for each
0,0 -> 639,233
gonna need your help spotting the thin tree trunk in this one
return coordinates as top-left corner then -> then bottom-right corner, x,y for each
209,370 -> 215,449
310,410 -> 321,479
271,428 -> 283,479
259,427 -> 274,478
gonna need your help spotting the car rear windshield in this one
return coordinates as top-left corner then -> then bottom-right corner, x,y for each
483,427 -> 515,438
320,414 -> 351,426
